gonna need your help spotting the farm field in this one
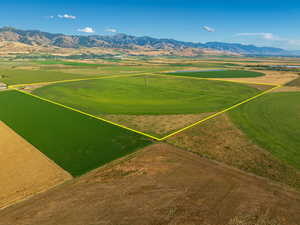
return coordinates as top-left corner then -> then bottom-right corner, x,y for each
1,55 -> 300,221
33,75 -> 261,115
32,75 -> 264,137
167,114 -> 300,190
0,59 -> 236,85
166,70 -> 264,78
0,68 -> 99,85
1,144 -> 299,225
58,64 -> 218,76
229,92 -> 300,170
35,60 -> 108,67
0,122 -> 71,209
0,90 -> 151,176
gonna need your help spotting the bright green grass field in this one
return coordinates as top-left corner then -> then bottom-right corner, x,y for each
229,92 -> 300,170
0,69 -> 98,85
0,91 -> 151,176
33,75 -> 261,115
167,70 -> 265,78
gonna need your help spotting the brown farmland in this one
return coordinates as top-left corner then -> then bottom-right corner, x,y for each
0,122 -> 72,209
0,143 -> 299,225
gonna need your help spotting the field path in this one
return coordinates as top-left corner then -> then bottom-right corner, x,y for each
0,122 -> 72,209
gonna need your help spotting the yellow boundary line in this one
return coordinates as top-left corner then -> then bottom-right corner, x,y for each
12,87 -> 161,141
8,72 -> 152,88
159,84 -> 281,140
8,73 -> 281,141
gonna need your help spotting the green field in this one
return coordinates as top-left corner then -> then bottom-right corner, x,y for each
36,60 -> 109,67
167,70 -> 264,78
229,92 -> 300,170
0,91 -> 151,176
33,75 -> 261,115
0,69 -> 98,85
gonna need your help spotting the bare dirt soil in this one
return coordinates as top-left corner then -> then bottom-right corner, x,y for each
218,70 -> 299,85
167,114 -> 300,190
0,143 -> 299,225
0,122 -> 72,209
102,113 -> 213,137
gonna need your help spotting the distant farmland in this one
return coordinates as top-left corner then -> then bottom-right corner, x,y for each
166,70 -> 264,78
0,69 -> 97,85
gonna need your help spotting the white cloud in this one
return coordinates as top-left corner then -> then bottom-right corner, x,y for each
49,15 -> 54,19
78,27 -> 95,33
105,28 -> 118,33
58,14 -> 76,19
203,26 -> 215,32
234,32 -> 300,50
236,33 -> 276,40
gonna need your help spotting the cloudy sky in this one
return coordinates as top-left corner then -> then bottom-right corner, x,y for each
1,0 -> 300,50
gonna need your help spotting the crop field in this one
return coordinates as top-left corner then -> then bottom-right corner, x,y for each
1,56 -> 300,216
35,60 -> 108,67
0,122 -> 71,209
31,75 -> 266,137
33,75 -> 261,115
59,65 -> 207,76
0,90 -> 151,176
229,92 -> 300,170
0,68 -> 99,85
166,70 -> 264,78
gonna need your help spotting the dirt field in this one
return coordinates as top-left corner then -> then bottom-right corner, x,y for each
1,143 -> 299,225
167,114 -> 300,190
218,70 -> 299,85
102,113 -> 213,137
272,86 -> 300,92
0,122 -> 72,209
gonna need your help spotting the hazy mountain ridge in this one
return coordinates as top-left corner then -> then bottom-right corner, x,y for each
0,27 -> 296,56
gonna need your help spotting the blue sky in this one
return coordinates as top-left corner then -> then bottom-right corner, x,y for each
1,0 -> 300,50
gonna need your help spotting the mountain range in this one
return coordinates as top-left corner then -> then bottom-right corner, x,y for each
0,26 -> 298,56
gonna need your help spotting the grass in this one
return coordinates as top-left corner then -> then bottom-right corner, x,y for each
33,75 -> 261,115
0,90 -> 151,176
35,60 -> 109,67
229,92 -> 300,170
0,69 -> 98,85
166,70 -> 265,78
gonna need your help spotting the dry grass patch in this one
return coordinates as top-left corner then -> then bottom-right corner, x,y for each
102,113 -> 213,137
272,86 -> 300,92
0,122 -> 72,209
218,70 -> 299,85
167,114 -> 300,190
1,143 -> 299,225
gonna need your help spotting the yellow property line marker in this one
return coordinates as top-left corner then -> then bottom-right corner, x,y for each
8,72 -> 153,88
12,88 -> 161,141
9,73 -> 281,141
159,84 -> 281,141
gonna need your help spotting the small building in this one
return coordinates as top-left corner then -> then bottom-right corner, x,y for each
0,82 -> 7,90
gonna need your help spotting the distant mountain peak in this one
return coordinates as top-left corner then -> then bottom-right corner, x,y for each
0,27 -> 297,56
